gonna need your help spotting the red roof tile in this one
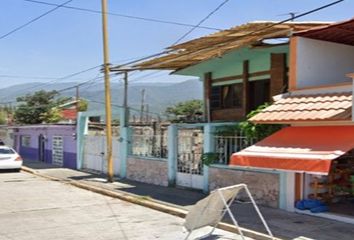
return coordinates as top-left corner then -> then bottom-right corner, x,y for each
61,109 -> 77,120
250,92 -> 352,123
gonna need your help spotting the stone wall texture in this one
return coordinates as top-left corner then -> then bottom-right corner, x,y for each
127,157 -> 168,187
209,167 -> 279,208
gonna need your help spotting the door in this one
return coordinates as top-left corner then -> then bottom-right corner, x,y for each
83,135 -> 107,173
176,129 -> 204,190
52,136 -> 63,166
38,134 -> 46,162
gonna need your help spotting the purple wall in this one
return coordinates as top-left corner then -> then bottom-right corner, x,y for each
14,125 -> 77,169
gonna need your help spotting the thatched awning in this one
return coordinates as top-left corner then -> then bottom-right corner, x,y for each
121,21 -> 330,72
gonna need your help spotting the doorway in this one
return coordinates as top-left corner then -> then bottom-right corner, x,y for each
176,128 -> 204,190
38,134 -> 46,162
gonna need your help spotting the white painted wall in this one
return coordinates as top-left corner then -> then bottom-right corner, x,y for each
296,37 -> 354,89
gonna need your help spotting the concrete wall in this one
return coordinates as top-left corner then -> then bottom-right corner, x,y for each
127,156 -> 168,186
14,125 -> 77,168
209,166 -> 279,208
296,37 -> 354,89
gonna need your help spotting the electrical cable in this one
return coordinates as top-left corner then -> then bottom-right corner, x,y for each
23,0 -> 221,31
0,64 -> 102,102
172,0 -> 230,45
127,0 -> 345,70
0,0 -> 73,40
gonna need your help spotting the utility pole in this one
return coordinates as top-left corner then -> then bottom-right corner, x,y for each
140,88 -> 145,123
101,0 -> 113,182
123,71 -> 128,127
145,103 -> 149,123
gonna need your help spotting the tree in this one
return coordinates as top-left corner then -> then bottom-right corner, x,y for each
0,111 -> 6,125
14,90 -> 60,124
165,99 -> 203,123
40,108 -> 63,123
78,99 -> 88,112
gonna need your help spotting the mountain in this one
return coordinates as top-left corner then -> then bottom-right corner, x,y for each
0,80 -> 203,116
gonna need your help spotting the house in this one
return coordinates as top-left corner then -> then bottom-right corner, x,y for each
231,18 -> 354,222
136,21 -> 329,122
12,124 -> 77,169
124,21 -> 331,208
57,99 -> 79,122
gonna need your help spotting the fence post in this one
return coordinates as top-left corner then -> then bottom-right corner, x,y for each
119,108 -> 130,178
167,124 -> 177,186
76,112 -> 88,169
203,123 -> 215,193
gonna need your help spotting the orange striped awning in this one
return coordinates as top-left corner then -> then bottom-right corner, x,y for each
230,126 -> 354,175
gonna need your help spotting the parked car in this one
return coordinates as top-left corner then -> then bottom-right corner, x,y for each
0,146 -> 22,171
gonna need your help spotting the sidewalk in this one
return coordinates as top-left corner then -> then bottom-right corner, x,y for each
23,161 -> 354,240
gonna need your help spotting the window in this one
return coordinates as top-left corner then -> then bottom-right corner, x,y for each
52,136 -> 63,166
210,86 -> 221,109
249,79 -> 270,111
210,83 -> 243,109
21,136 -> 31,147
0,148 -> 15,154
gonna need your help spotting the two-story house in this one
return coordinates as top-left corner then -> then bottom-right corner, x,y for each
129,21 -> 332,208
137,21 -> 327,122
231,18 -> 354,222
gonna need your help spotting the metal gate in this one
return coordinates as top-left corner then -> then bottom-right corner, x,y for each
82,135 -> 107,173
176,128 -> 204,190
52,136 -> 63,166
82,135 -> 120,175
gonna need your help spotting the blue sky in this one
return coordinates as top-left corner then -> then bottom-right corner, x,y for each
0,0 -> 353,88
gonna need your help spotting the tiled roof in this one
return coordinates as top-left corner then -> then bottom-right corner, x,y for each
61,109 -> 77,120
250,92 -> 352,123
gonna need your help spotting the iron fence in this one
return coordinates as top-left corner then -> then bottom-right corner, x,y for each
214,135 -> 255,165
131,134 -> 167,159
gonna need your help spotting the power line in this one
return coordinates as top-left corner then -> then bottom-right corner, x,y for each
0,0 -> 73,40
123,0 -> 231,83
0,74 -> 68,80
23,0 -> 222,31
0,64 -> 101,102
245,0 -> 345,37
172,0 -> 230,45
132,0 -> 345,70
86,99 -> 161,117
56,74 -> 102,93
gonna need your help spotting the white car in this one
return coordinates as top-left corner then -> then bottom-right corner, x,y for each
0,146 -> 22,171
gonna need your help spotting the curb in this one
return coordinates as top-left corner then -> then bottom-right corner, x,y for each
21,166 -> 280,240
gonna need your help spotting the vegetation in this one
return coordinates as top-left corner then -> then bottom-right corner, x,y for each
0,105 -> 13,125
201,152 -> 219,166
201,103 -> 282,166
238,103 -> 282,141
78,99 -> 88,112
14,90 -> 89,124
165,99 -> 203,123
0,111 -> 6,125
14,90 -> 60,124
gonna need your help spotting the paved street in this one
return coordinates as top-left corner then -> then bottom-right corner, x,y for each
0,171 -> 248,240
22,161 -> 354,240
